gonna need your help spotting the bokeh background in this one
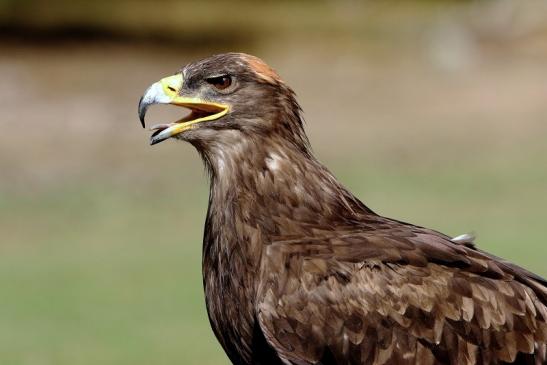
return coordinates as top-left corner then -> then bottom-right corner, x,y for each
1,1 -> 546,364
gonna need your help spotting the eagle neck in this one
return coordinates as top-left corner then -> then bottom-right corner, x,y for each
203,134 -> 371,235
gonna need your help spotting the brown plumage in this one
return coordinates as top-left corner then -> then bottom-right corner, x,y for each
138,53 -> 547,365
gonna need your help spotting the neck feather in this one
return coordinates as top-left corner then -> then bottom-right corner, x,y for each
199,131 -> 373,241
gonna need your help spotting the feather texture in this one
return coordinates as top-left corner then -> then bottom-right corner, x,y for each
143,53 -> 547,365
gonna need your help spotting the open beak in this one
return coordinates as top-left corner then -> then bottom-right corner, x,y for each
138,74 -> 229,145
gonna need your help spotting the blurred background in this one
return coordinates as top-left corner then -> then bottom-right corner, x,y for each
1,0 -> 546,364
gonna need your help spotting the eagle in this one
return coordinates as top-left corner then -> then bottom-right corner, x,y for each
138,53 -> 546,365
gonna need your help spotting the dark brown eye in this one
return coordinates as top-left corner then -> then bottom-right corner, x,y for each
206,75 -> 232,90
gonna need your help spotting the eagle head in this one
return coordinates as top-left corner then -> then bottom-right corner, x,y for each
138,53 -> 305,148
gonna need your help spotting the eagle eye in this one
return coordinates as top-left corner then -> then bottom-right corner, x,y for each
206,75 -> 232,90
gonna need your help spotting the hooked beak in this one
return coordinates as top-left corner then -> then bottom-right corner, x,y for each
138,74 -> 229,145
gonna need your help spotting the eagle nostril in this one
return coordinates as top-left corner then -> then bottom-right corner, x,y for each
167,86 -> 176,92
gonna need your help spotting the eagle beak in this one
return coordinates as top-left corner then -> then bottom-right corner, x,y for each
138,74 -> 229,145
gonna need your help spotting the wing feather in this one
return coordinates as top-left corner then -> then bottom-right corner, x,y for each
256,228 -> 547,365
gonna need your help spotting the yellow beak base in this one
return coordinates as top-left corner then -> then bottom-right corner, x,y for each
138,74 -> 229,145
